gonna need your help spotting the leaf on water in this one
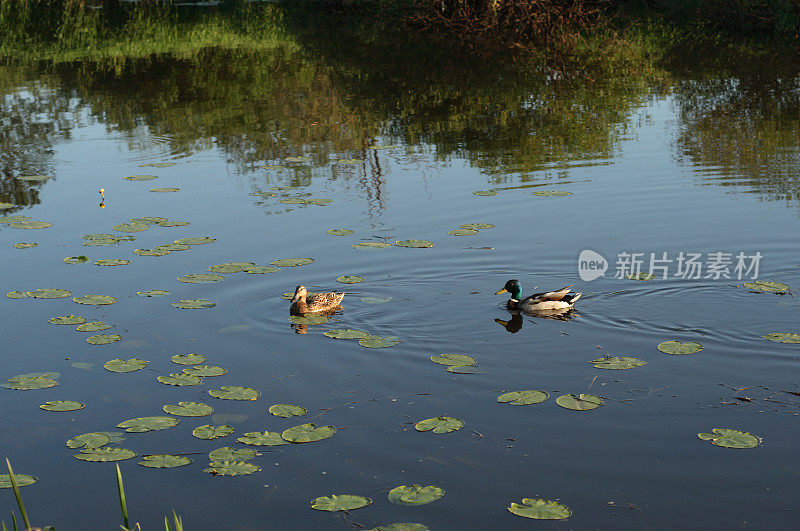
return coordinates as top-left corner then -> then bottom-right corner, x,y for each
282,423 -> 335,443
62,255 -> 89,264
498,390 -> 549,405
76,321 -> 113,332
97,431 -> 126,443
447,229 -> 478,236
657,341 -> 703,355
158,220 -> 190,227
0,474 -> 37,488
157,373 -> 202,386
177,274 -> 224,283
131,217 -> 168,224
138,455 -> 191,468
625,272 -> 655,281
27,288 -> 72,299
134,248 -> 170,256
113,222 -> 149,233
337,275 -> 364,284
352,242 -> 390,249
311,494 -> 372,512
209,386 -> 260,401
361,296 -> 392,304
508,498 -> 572,520
137,289 -> 170,297
208,262 -> 256,273
9,221 -> 53,229
49,315 -> 87,325
174,236 -> 216,245
183,365 -> 227,377
171,353 -> 206,365
270,258 -> 314,267
327,229 -> 354,236
117,416 -> 179,433
556,394 -> 603,411
395,240 -> 433,248
13,242 -> 37,249
336,158 -> 365,165
17,174 -> 51,181
209,447 -> 255,461
149,188 -> 180,192
762,332 -> 800,343
473,190 -> 497,196
0,214 -> 30,221
86,333 -> 122,345
139,162 -> 176,168
2,375 -> 58,390
445,365 -> 482,373
95,259 -> 131,266
73,294 -> 117,305
162,401 -> 214,417
124,175 -> 158,181
288,315 -> 329,325
237,431 -> 288,446
531,191 -> 572,197
74,448 -> 136,462
204,460 -> 261,476
244,266 -> 279,274
40,400 -> 85,412
430,353 -> 476,366
193,425 -> 234,440
66,432 -> 111,449
414,416 -> 464,434
324,329 -> 369,340
6,290 -> 28,299
269,404 -> 307,418
171,299 -> 216,309
460,223 -> 495,230
358,336 -> 401,348
388,485 -> 445,506
104,358 -> 148,373
698,428 -> 761,449
744,280 -> 789,292
589,356 -> 647,370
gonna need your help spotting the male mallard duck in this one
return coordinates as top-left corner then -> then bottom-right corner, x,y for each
290,285 -> 344,314
495,279 -> 581,311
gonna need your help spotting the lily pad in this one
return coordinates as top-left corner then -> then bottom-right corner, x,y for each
13,242 -> 37,249
237,431 -> 288,446
204,461 -> 261,476
10,220 -> 52,229
171,353 -> 206,365
171,299 -> 216,309
498,390 -> 549,405
74,448 -> 136,462
177,274 -> 224,283
626,272 -> 656,281
532,190 -> 572,197
2,375 -> 58,390
395,240 -> 433,248
657,341 -> 703,355
269,404 -> 307,418
508,498 -> 572,520
83,237 -> 123,246
361,296 -> 392,304
698,428 -> 761,449
324,329 -> 369,340
209,386 -> 260,401
388,485 -> 445,506
556,394 -> 604,411
124,174 -> 158,181
744,280 -> 789,292
138,455 -> 191,468
460,223 -> 495,230
473,190 -> 497,196
149,187 -> 179,192
76,321 -> 113,332
41,400 -> 85,412
430,353 -> 476,366
113,222 -> 149,233
208,262 -> 256,273
157,221 -> 190,227
414,416 -> 463,434
288,314 -> 329,325
27,288 -> 72,299
67,432 -> 111,449
157,373 -> 202,386
6,291 -> 28,299
337,275 -> 364,284
17,174 -> 51,181
270,258 -> 314,267
137,289 -> 170,297
445,365 -> 483,374
447,229 -> 478,236
117,416 -> 179,433
209,447 -> 256,461
73,294 -> 117,305
95,259 -> 131,266
762,332 -> 800,343
327,229 -> 354,236
590,356 -> 647,370
163,402 -> 213,417
134,248 -> 170,256
337,158 -> 365,165
0,214 -> 28,221
86,334 -> 122,345
359,335 -> 401,348
0,474 -> 37,488
311,495 -> 372,512
49,315 -> 87,325
139,162 -> 176,168
281,423 -> 335,443
244,266 -> 279,274
183,365 -> 227,377
352,242 -> 391,249
104,358 -> 148,373
63,256 -> 89,264
174,236 -> 216,245
193,425 -> 234,440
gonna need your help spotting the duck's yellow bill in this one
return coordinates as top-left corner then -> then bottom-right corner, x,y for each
495,288 -> 508,295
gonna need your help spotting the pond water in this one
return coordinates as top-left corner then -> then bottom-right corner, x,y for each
2,16 -> 800,530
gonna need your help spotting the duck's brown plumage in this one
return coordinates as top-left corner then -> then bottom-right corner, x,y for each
290,285 -> 344,314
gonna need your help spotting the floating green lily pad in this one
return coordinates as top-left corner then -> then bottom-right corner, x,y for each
244,266 -> 279,274
324,329 -> 369,340
158,220 -> 190,227
209,447 -> 256,461
657,341 -> 703,355
209,386 -> 260,401
83,238 -> 123,247
41,400 -> 84,412
6,291 -> 28,299
124,174 -> 157,181
395,240 -> 433,248
131,216 -> 168,224
139,455 -> 191,468
508,498 -> 571,520
10,220 -> 52,229
67,432 -> 110,449
86,334 -> 122,345
282,423 -> 335,443
193,425 -> 234,440
744,280 -> 789,292
269,404 -> 307,418
698,428 -> 761,449
49,315 -> 86,325
590,356 -> 647,370
177,274 -> 224,283
532,190 -> 572,197
137,289 -> 170,297
139,162 -> 175,168
150,187 -> 179,193
414,416 -> 463,434
95,259 -> 131,266
337,158 -> 365,165
172,353 -> 206,365
175,236 -> 216,245
762,332 -> 800,343
361,296 -> 392,304
73,294 -> 117,305
337,275 -> 364,284
77,321 -> 112,332
473,190 -> 497,196
430,353 -> 476,366
270,258 -> 314,267
172,299 -> 216,309
117,416 -> 179,433
327,229 -> 354,236
556,394 -> 604,411
134,248 -> 170,256
27,288 -> 72,299
0,474 -> 37,488
359,335 -> 401,348
204,460 -> 261,476
237,431 -> 288,446
113,222 -> 149,233
208,262 -> 256,273
157,373 -> 202,386
17,174 -> 51,181
62,255 -> 89,264
288,314 -> 329,325
498,390 -> 549,405
183,365 -> 227,377
13,242 -> 37,249
74,447 -> 136,462
311,495 -> 371,512
460,223 -> 495,230
446,365 -> 482,373
388,485 -> 445,506
104,358 -> 147,373
447,229 -> 478,236
2,375 -> 58,390
163,402 -> 213,417
352,242 -> 391,249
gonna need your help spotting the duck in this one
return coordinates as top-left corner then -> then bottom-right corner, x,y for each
289,285 -> 345,314
495,279 -> 581,311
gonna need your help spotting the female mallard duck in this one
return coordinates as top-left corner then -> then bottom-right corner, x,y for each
495,279 -> 581,311
290,285 -> 345,314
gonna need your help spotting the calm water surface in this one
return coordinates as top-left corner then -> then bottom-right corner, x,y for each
2,34 -> 800,530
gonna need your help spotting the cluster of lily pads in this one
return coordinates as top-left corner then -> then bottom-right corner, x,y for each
446,223 -> 495,237
323,328 -> 402,349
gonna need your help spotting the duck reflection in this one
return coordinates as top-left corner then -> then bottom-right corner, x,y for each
495,308 -> 579,333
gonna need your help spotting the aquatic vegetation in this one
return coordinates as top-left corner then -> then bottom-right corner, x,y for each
163,402 -> 214,417
0,473 -> 37,489
138,455 -> 191,468
209,448 -> 255,461
244,266 -> 278,274
134,248 -> 170,256
625,272 -> 655,281
336,275 -> 364,283
531,190 -> 572,196
6,291 -> 29,299
9,220 -> 53,229
95,259 -> 131,266
193,425 -> 234,440
73,294 -> 118,305
177,274 -> 224,283
174,236 -> 216,245
117,416 -> 179,433
657,341 -> 703,355
698,429 -> 761,449
171,299 -> 217,309
395,239 -> 433,248
137,289 -> 170,296
744,281 -> 789,292
124,175 -> 158,181
269,404 -> 307,417
67,432 -> 110,449
556,394 -> 603,411
473,190 -> 497,196
311,494 -> 371,511
270,257 -> 314,267
149,187 -> 180,192
447,229 -> 478,236
508,498 -> 571,520
76,321 -> 113,331
74,448 -> 136,462
358,335 -> 401,348
589,356 -> 646,369
387,485 -> 444,506
430,353 -> 476,366
13,242 -> 37,248
49,314 -> 86,324
158,373 -> 202,386
3,373 -> 59,390
327,229 -> 353,235
324,329 -> 369,339
171,353 -> 207,365
27,288 -> 71,299
497,390 -> 549,405
86,333 -> 122,345
237,431 -> 288,446
209,386 -> 260,400
40,400 -> 84,412
282,423 -> 335,443
140,162 -> 175,168
460,223 -> 495,230
762,332 -> 800,343
183,365 -> 227,377
204,461 -> 261,476
104,358 -> 148,373
352,242 -> 390,249
414,416 -> 464,434
208,262 -> 256,273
